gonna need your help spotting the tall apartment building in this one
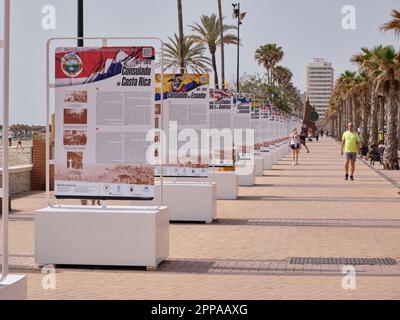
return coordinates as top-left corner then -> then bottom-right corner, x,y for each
306,58 -> 334,120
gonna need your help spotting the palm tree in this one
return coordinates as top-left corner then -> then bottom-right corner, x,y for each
381,9 -> 400,152
372,46 -> 400,169
272,65 -> 293,87
177,0 -> 185,73
161,34 -> 212,74
254,44 -> 284,85
351,46 -> 383,157
380,9 -> 400,38
189,14 -> 238,88
217,0 -> 225,87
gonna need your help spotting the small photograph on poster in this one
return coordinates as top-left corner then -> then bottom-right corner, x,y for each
64,108 -> 88,125
67,151 -> 83,169
63,129 -> 87,146
154,131 -> 160,142
155,103 -> 161,115
64,90 -> 88,103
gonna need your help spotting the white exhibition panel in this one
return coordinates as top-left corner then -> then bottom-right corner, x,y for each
277,144 -> 284,160
236,162 -> 255,186
254,156 -> 264,176
132,182 -> 217,223
0,275 -> 27,300
262,153 -> 273,170
35,205 -> 169,268
271,148 -> 278,164
173,171 -> 238,200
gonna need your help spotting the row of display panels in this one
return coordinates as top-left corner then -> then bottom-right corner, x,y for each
54,46 -> 301,200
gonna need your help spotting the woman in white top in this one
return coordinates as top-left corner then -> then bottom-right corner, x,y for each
289,128 -> 301,165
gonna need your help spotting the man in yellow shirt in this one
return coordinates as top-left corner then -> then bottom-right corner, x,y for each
340,122 -> 361,180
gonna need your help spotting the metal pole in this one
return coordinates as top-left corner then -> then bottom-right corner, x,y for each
45,40 -> 50,206
1,0 -> 11,282
77,0 -> 84,47
381,96 -> 384,143
236,3 -> 240,93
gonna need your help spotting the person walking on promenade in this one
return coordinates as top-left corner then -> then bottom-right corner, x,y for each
8,130 -> 12,147
320,128 -> 324,137
289,128 -> 301,166
16,132 -> 24,149
340,122 -> 361,181
299,126 -> 310,153
315,129 -> 319,142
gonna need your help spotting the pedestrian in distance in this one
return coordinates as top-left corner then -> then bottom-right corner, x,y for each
315,129 -> 319,142
289,128 -> 301,166
16,132 -> 24,149
340,122 -> 361,181
299,126 -> 310,153
8,130 -> 12,147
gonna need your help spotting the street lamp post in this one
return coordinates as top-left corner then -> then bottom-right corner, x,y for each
1,0 -> 10,283
232,3 -> 246,93
77,0 -> 84,47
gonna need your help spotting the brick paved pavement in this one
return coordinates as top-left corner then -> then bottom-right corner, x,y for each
2,137 -> 400,299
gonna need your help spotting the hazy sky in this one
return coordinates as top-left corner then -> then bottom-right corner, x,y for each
0,0 -> 398,124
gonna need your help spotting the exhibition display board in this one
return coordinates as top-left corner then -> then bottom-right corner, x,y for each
54,46 -> 156,200
233,95 -> 253,161
260,102 -> 271,153
154,74 -> 210,177
209,88 -> 235,170
250,99 -> 262,156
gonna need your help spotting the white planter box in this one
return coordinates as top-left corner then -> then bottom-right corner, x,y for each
262,153 -> 273,170
236,162 -> 255,186
132,181 -> 217,223
271,148 -> 278,164
254,156 -> 264,176
173,171 -> 238,200
0,275 -> 27,300
35,205 -> 169,269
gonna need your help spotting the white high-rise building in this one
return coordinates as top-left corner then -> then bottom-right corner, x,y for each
306,58 -> 334,120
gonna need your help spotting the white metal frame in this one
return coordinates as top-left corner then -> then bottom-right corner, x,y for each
46,36 -> 165,207
1,0 -> 10,283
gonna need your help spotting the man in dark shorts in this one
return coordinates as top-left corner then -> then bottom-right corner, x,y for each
340,122 -> 361,180
299,126 -> 310,153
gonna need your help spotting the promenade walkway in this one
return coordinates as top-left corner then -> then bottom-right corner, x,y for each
2,137 -> 400,299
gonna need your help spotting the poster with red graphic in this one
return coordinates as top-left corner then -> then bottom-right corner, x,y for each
54,46 -> 155,200
209,89 -> 234,168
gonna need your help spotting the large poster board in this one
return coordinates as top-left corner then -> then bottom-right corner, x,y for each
251,100 -> 262,156
209,89 -> 234,169
260,103 -> 270,152
54,46 -> 155,200
233,96 -> 253,160
155,74 -> 210,177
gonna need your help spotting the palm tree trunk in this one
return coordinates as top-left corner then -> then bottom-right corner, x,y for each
353,96 -> 359,129
368,89 -> 379,157
177,0 -> 185,74
383,83 -> 399,170
349,99 -> 354,123
337,107 -> 342,141
361,93 -> 370,148
211,51 -> 219,88
217,0 -> 225,88
266,68 -> 270,85
397,93 -> 400,148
